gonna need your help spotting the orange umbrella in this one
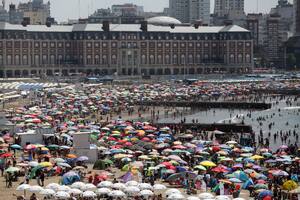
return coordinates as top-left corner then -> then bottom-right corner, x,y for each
66,154 -> 77,159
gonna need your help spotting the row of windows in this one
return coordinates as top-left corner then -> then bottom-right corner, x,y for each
0,31 -> 251,41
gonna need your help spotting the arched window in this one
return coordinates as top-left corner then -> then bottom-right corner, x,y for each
141,55 -> 146,64
50,55 -> 55,64
230,54 -> 235,63
188,54 -> 193,64
157,55 -> 162,64
165,55 -> 170,64
111,55 -> 117,65
102,55 -> 108,65
149,55 -> 155,64
238,54 -> 243,63
173,54 -> 178,65
95,55 -> 100,64
15,55 -> 20,65
196,54 -> 201,64
246,54 -> 251,63
87,55 -> 92,65
34,55 -> 39,65
58,55 -> 63,64
180,54 -> 185,64
42,55 -> 47,64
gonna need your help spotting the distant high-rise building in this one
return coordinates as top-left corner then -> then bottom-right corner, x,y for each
111,4 -> 144,16
169,0 -> 210,24
214,0 -> 244,17
18,0 -> 50,25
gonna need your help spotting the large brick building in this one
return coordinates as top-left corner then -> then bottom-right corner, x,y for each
0,18 -> 253,78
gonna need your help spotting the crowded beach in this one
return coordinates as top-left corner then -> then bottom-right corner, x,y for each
0,79 -> 299,200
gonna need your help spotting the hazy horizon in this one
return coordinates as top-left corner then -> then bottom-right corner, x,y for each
8,0 -> 294,22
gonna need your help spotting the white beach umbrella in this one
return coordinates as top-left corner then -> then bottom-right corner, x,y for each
198,193 -> 215,199
165,188 -> 181,196
40,189 -> 55,196
28,185 -> 43,193
153,184 -> 167,191
55,191 -> 70,199
68,188 -> 83,195
112,182 -> 126,190
45,183 -> 60,191
71,182 -> 86,189
125,186 -> 140,195
98,181 -> 113,188
215,195 -> 231,200
140,189 -> 154,197
233,198 -> 246,200
82,191 -> 97,198
28,161 -> 39,167
187,197 -> 201,200
167,193 -> 185,200
16,184 -> 31,191
138,183 -> 153,190
82,183 -> 96,191
125,180 -> 139,187
57,185 -> 71,192
95,188 -> 111,195
108,190 -> 126,197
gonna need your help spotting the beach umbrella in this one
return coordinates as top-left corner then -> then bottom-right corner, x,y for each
11,144 -> 22,149
125,186 -> 140,194
97,181 -> 113,188
57,185 -> 71,192
200,160 -> 216,167
77,156 -> 89,162
54,158 -> 66,163
226,141 -> 237,145
47,144 -> 60,150
68,188 -> 83,195
0,152 -> 12,158
140,189 -> 154,197
215,195 -> 231,200
82,183 -> 96,191
29,161 -> 39,167
96,187 -> 111,195
125,181 -> 139,187
258,190 -> 273,198
165,189 -> 181,196
113,182 -> 126,190
139,183 -> 153,190
66,154 -> 77,159
211,166 -> 229,173
108,190 -> 126,197
167,193 -> 185,199
39,162 -> 52,167
82,191 -> 97,198
187,197 -> 201,200
153,184 -> 167,191
254,184 -> 268,190
272,170 -> 289,176
46,183 -> 60,191
71,182 -> 86,189
55,191 -> 70,199
40,189 -> 55,196
58,162 -> 71,168
17,184 -> 31,191
233,198 -> 246,200
283,180 -> 298,191
28,185 -> 44,193
229,178 -> 243,183
5,166 -> 20,173
251,155 -> 264,160
198,192 -> 215,199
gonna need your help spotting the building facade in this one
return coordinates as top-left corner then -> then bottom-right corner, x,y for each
169,0 -> 210,24
18,0 -> 50,25
214,0 -> 244,17
0,21 -> 253,78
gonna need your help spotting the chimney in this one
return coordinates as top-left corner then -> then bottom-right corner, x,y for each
194,20 -> 202,29
140,21 -> 148,32
224,20 -> 233,26
21,17 -> 30,27
102,21 -> 110,32
170,24 -> 175,29
46,17 -> 53,27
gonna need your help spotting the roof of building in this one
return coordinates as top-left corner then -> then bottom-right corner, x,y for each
0,22 -> 250,33
147,16 -> 182,25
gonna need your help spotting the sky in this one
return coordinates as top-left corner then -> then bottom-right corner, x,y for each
8,0 -> 294,22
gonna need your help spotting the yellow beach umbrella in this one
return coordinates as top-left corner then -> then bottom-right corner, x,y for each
200,160 -> 217,167
250,155 -> 264,160
39,162 -> 52,167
